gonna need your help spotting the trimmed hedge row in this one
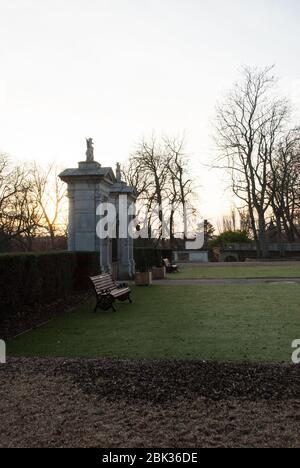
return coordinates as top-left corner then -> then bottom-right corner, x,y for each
0,251 -> 100,319
134,248 -> 163,271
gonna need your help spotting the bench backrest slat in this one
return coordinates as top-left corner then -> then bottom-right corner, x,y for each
90,274 -> 116,292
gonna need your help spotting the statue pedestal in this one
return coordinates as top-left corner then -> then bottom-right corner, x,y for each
78,161 -> 101,171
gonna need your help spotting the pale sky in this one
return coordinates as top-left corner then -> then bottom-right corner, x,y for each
1,0 -> 300,224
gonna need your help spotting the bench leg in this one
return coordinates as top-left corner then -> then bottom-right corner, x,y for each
116,293 -> 132,304
95,295 -> 116,312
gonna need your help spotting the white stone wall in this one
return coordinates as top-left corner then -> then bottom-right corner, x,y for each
174,250 -> 209,263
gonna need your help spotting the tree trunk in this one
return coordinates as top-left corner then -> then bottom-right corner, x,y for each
258,213 -> 269,258
169,210 -> 174,240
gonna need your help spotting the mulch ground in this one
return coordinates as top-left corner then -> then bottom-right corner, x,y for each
0,358 -> 300,448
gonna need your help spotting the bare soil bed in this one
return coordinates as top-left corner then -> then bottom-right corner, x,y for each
1,358 -> 300,448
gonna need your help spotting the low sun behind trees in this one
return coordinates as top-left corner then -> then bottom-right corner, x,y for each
215,65 -> 300,257
1,137 -> 197,253
0,155 -> 67,252
2,65 -> 300,256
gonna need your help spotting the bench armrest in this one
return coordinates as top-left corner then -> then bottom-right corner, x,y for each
115,282 -> 128,289
98,288 -> 113,296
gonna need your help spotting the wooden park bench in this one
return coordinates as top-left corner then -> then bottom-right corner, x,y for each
163,258 -> 179,273
90,273 -> 132,312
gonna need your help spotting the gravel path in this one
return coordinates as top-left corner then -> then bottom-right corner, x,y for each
154,277 -> 300,285
1,358 -> 300,448
177,261 -> 300,267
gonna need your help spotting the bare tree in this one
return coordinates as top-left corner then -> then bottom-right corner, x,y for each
126,136 -> 172,238
222,208 -> 238,232
122,157 -> 151,199
0,154 -> 43,250
122,152 -> 154,236
164,137 -> 194,239
0,154 -> 23,225
123,135 -> 196,241
31,164 -> 67,249
9,181 -> 42,250
0,155 -> 67,252
239,208 -> 252,236
215,66 -> 290,257
267,128 -> 300,242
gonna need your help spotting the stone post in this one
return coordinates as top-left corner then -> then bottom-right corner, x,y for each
59,153 -> 136,280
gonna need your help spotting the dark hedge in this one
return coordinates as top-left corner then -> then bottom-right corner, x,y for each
0,251 -> 100,323
134,248 -> 163,271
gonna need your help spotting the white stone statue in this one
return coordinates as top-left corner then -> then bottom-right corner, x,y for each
116,162 -> 121,182
86,138 -> 94,162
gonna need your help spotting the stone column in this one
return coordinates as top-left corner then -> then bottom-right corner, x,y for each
128,200 -> 135,276
129,235 -> 135,276
114,190 -> 136,279
67,186 -> 75,251
59,160 -> 113,272
97,194 -> 112,273
118,237 -> 132,279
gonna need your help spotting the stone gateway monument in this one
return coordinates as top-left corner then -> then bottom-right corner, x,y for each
59,139 -> 136,279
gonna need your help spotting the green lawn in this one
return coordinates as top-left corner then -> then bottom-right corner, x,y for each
168,264 -> 300,279
8,284 -> 300,362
